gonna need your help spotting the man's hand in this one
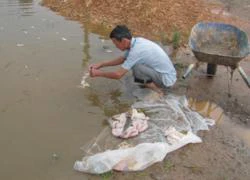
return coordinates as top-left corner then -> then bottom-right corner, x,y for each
88,56 -> 125,71
89,68 -> 102,77
89,63 -> 102,71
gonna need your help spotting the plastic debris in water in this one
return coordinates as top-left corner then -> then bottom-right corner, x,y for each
30,26 -> 35,29
36,37 -> 41,40
102,45 -> 112,53
16,43 -> 24,47
23,31 -> 28,34
61,37 -> 67,41
80,72 -> 90,88
52,153 -> 59,160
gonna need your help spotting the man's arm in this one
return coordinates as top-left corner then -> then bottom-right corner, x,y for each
89,56 -> 125,70
90,67 -> 128,79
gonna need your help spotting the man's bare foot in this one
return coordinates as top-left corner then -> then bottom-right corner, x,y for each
145,82 -> 164,97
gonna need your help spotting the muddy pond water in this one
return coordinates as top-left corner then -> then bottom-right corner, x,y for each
0,0 -> 127,179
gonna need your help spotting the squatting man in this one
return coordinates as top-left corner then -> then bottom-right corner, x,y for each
89,25 -> 177,96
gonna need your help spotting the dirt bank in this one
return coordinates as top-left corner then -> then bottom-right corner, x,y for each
41,0 -> 249,43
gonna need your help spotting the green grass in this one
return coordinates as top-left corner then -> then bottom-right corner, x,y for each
183,165 -> 203,174
164,160 -> 174,172
135,171 -> 148,178
172,31 -> 181,49
100,171 -> 113,180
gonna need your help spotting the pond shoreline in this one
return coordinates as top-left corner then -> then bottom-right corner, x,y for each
41,0 -> 249,43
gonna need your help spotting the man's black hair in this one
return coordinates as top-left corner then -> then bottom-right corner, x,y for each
109,25 -> 132,41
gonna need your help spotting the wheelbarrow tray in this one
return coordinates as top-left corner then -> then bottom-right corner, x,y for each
189,22 -> 250,67
192,51 -> 242,67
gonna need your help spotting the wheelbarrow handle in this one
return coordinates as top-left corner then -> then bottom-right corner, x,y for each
182,64 -> 195,79
238,66 -> 250,88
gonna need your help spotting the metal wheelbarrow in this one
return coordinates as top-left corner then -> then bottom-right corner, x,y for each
183,22 -> 250,88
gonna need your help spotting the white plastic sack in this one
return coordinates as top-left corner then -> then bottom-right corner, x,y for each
74,129 -> 201,174
74,93 -> 214,174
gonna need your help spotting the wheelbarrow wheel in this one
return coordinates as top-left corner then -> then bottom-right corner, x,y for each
207,63 -> 217,77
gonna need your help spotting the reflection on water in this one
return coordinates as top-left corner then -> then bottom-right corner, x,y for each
87,88 -> 130,117
19,0 -> 34,16
82,22 -> 91,67
188,98 -> 224,123
19,0 -> 33,4
189,98 -> 250,147
81,3 -> 91,67
4,0 -> 35,16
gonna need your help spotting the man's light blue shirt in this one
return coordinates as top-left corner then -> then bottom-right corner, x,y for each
122,37 -> 177,87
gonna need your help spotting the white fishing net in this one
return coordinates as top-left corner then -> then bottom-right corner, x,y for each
74,91 -> 215,174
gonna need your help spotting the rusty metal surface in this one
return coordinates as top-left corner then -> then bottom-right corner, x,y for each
192,51 -> 242,67
189,22 -> 250,67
